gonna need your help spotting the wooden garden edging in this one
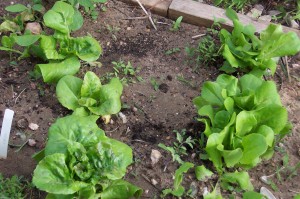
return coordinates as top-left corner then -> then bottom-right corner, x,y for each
118,0 -> 300,37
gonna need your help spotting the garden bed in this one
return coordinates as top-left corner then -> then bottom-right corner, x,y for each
0,0 -> 300,198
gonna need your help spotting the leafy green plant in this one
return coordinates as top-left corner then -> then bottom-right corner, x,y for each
220,8 -> 300,75
193,74 -> 292,173
106,24 -> 120,41
150,77 -> 160,91
0,174 -> 30,199
185,35 -> 221,70
170,16 -> 183,31
0,0 -> 45,34
32,115 -> 142,198
159,129 -> 196,164
213,0 -> 252,11
165,47 -> 180,55
162,162 -> 194,197
1,1 -> 102,83
111,60 -> 142,84
62,0 -> 108,20
56,71 -> 123,123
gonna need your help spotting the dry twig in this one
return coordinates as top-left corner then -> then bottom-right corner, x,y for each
135,0 -> 157,30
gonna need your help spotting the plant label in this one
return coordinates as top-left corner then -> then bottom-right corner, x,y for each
0,109 -> 14,159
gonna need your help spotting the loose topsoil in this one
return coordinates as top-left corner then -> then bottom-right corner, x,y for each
0,0 -> 300,198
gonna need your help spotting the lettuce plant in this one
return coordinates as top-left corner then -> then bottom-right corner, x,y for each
220,9 -> 300,75
193,74 -> 291,172
56,71 -> 123,122
1,1 -> 102,83
32,115 -> 142,198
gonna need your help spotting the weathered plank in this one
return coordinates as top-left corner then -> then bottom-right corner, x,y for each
168,0 -> 300,37
119,0 -> 172,17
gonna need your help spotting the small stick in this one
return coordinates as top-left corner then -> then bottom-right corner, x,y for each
135,0 -> 157,30
123,16 -> 148,20
285,56 -> 291,82
106,126 -> 120,133
14,88 -> 26,104
192,34 -> 206,39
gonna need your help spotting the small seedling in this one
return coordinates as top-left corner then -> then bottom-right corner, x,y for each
158,129 -> 196,164
106,24 -> 120,41
170,16 -> 183,31
165,47 -> 180,55
103,60 -> 142,85
0,173 -> 30,198
150,78 -> 160,91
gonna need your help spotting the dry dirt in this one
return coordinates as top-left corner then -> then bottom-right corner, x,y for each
0,0 -> 299,198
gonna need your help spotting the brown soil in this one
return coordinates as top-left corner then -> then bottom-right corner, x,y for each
0,0 -> 300,198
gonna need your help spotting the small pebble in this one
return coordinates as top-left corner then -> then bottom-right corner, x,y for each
151,149 -> 162,165
28,139 -> 37,147
29,123 -> 39,131
151,179 -> 158,185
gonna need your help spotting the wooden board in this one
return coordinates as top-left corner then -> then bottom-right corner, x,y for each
119,0 -> 172,17
168,0 -> 300,37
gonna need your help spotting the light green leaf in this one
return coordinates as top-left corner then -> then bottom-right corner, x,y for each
221,171 -> 254,191
0,20 -> 20,33
36,56 -> 80,83
13,35 -> 40,46
240,133 -> 268,166
195,165 -> 213,181
5,4 -> 28,12
40,36 -> 65,60
236,111 -> 257,137
88,78 -> 123,116
100,180 -> 142,199
45,115 -> 103,156
33,153 -> 88,194
70,36 -> 102,62
257,125 -> 274,147
81,71 -> 101,98
56,75 -> 82,110
243,191 -> 265,199
69,9 -> 83,31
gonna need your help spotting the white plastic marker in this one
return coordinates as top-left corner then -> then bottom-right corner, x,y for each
0,109 -> 14,159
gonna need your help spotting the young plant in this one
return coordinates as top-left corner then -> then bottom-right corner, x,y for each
56,71 -> 123,123
111,60 -> 142,84
162,162 -> 194,197
170,16 -> 183,31
1,1 -> 102,83
0,174 -> 30,198
185,35 -> 221,71
63,0 -> 108,20
0,0 -> 45,34
219,8 -> 300,75
165,47 -> 180,55
158,129 -> 196,164
193,74 -> 292,173
32,115 -> 142,198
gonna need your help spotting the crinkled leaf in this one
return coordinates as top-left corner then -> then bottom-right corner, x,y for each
88,78 -> 123,116
45,115 -> 104,156
33,153 -> 88,195
0,20 -> 20,33
69,36 -> 102,62
40,36 -> 65,60
81,71 -> 102,98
